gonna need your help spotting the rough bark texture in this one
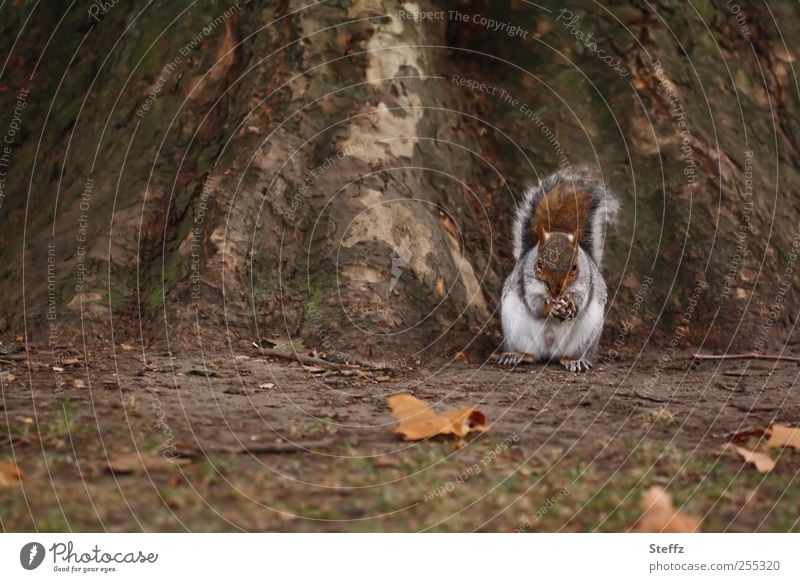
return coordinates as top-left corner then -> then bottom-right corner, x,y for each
2,0 -> 799,357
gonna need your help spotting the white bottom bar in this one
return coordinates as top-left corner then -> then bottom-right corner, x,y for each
1,534 -> 797,580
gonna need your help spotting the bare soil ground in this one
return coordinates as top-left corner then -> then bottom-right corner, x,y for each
1,341 -> 799,532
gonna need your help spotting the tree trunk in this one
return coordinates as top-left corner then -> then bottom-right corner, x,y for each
1,0 -> 799,358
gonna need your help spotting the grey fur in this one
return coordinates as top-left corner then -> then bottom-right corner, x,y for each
511,166 -> 620,269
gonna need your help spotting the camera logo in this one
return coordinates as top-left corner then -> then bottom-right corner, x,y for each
20,542 -> 46,570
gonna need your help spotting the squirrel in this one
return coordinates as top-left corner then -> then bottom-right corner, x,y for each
498,167 -> 619,372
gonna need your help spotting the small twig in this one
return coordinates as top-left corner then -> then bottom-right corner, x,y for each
0,359 -> 18,366
174,440 -> 331,459
319,350 -> 399,371
253,348 -> 347,370
693,352 -> 800,364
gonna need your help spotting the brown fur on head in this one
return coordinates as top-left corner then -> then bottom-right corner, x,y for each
534,230 -> 580,298
530,185 -> 592,248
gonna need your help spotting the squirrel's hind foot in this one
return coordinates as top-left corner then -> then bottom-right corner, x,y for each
497,352 -> 532,366
561,357 -> 592,373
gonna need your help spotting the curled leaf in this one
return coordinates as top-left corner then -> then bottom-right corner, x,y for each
767,424 -> 800,451
733,445 -> 775,473
387,394 -> 487,442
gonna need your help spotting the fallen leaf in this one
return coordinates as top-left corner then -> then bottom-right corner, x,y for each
120,343 -> 135,351
107,452 -> 190,474
73,379 -> 85,389
734,445 -> 775,473
258,383 -> 276,389
767,424 -> 800,451
444,407 -> 487,437
634,486 -> 700,533
387,394 -> 487,442
454,351 -> 471,364
61,358 -> 80,366
0,459 -> 22,487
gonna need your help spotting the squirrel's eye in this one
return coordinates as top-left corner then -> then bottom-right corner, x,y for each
572,264 -> 577,271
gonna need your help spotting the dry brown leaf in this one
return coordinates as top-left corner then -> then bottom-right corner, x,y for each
0,459 -> 22,487
634,485 -> 700,533
387,394 -> 487,442
443,407 -> 487,438
107,452 -> 190,474
734,445 -> 775,473
767,424 -> 800,451
388,394 -> 451,440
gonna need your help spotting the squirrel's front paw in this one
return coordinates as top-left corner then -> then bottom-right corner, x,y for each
560,357 -> 592,373
550,295 -> 576,321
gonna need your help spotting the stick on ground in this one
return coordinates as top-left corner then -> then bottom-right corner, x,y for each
174,440 -> 331,459
253,348 -> 348,370
693,352 -> 800,364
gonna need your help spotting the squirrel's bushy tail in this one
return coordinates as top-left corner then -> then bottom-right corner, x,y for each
512,167 -> 620,267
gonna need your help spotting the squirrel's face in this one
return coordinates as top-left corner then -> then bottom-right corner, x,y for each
534,231 -> 579,297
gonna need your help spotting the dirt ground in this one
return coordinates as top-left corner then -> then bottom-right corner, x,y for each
1,340 -> 799,532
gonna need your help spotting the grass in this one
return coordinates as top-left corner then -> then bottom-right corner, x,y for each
1,431 -> 798,532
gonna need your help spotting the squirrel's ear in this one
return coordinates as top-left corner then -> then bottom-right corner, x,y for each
537,224 -> 549,245
570,227 -> 580,249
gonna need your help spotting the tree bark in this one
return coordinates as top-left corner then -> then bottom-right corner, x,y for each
1,0 -> 799,358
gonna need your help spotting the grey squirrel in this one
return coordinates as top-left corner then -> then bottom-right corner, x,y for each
498,167 -> 620,372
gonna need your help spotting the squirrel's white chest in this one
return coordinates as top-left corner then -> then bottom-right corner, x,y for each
501,286 -> 602,360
